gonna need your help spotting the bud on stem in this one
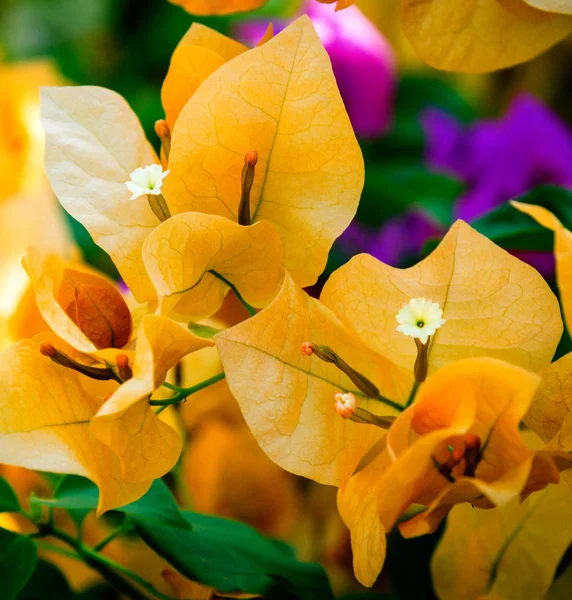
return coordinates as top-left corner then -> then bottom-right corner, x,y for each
303,342 -> 381,399
154,119 -> 171,161
333,392 -> 395,429
116,354 -> 133,382
40,343 -> 122,383
238,150 -> 258,226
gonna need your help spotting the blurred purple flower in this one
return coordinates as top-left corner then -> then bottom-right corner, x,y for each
422,94 -> 572,222
338,211 -> 443,266
234,0 -> 396,138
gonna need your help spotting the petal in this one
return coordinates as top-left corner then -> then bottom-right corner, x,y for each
321,220 -> 562,376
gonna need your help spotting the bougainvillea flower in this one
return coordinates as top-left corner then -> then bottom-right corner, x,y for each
168,0 -> 267,16
0,60 -> 73,344
338,358 -> 571,585
401,0 -> 572,73
523,0 -> 572,15
431,482 -> 572,600
42,17 -> 362,312
161,24 -> 247,131
165,16 -> 364,288
235,1 -> 396,138
509,203 -> 572,487
322,220 -> 561,376
423,95 -> 572,222
324,0 -> 572,72
512,202 -> 572,330
9,251 -> 213,506
0,338 -> 150,514
317,0 -> 355,9
216,221 -> 561,488
142,213 -> 285,321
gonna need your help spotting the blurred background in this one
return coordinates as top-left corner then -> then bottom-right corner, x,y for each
2,0 -> 572,597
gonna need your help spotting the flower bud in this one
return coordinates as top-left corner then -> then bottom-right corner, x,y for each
334,392 -> 356,419
300,342 -> 315,356
154,119 -> 171,161
39,342 -> 57,358
238,150 -> 258,226
116,354 -> 133,382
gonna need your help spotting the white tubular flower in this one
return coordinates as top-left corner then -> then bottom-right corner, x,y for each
125,164 -> 169,200
396,297 -> 446,344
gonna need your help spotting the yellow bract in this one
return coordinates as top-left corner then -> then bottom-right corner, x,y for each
168,0 -> 267,15
432,484 -> 572,600
91,315 -> 212,484
523,0 -> 572,14
512,202 -> 572,332
41,86 -> 159,303
143,213 -> 285,321
321,220 -> 562,376
216,273 -> 413,487
400,0 -> 572,73
337,358 -> 567,586
162,24 -> 246,129
165,16 -> 364,288
24,249 -> 131,358
0,339 -> 150,514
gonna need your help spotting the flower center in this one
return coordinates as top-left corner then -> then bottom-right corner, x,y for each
416,320 -> 425,328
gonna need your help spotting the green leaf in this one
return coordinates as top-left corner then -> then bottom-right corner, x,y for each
121,479 -> 190,530
134,508 -> 333,600
0,528 -> 38,600
30,475 -> 98,527
0,476 -> 20,513
17,559 -> 73,600
470,186 -> 572,252
357,163 -> 463,229
188,322 -> 223,339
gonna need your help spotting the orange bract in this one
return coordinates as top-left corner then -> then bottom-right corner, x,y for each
58,268 -> 132,349
168,0 -> 267,16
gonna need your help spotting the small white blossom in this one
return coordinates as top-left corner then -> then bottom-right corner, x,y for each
396,297 -> 446,344
125,164 -> 169,200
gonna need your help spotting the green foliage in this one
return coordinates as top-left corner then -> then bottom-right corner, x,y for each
0,529 -> 38,600
29,476 -> 334,599
0,476 -> 20,513
472,186 -> 572,251
18,560 -> 74,600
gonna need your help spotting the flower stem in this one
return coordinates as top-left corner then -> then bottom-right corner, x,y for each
93,522 -> 132,552
406,380 -> 420,408
36,525 -> 173,600
153,372 -> 226,407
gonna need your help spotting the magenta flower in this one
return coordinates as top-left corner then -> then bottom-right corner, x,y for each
422,94 -> 572,222
234,0 -> 396,138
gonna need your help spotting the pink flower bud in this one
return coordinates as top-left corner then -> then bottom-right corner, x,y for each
334,392 -> 356,419
300,342 -> 315,356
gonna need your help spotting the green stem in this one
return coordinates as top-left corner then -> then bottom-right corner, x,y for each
93,522 -> 131,552
406,380 -> 421,408
34,541 -> 81,561
153,372 -> 225,407
377,395 -> 406,413
210,271 -> 256,317
37,525 -> 173,600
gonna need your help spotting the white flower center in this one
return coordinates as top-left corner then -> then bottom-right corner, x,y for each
396,298 -> 446,344
125,164 -> 170,201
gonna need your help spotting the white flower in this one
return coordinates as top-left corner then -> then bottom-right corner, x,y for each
125,164 -> 169,200
396,297 -> 446,344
